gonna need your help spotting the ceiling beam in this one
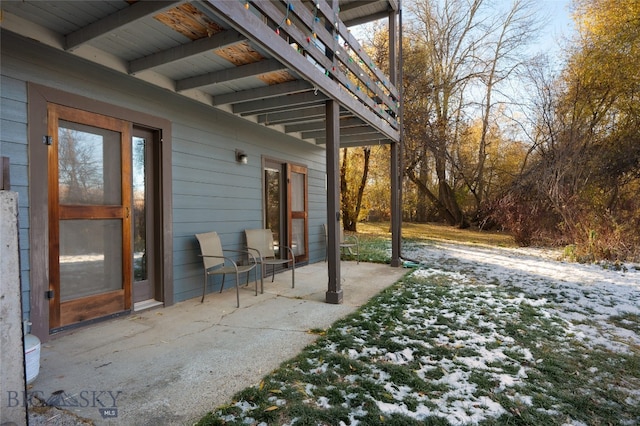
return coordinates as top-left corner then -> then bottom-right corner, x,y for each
339,0 -> 397,26
344,12 -> 392,27
213,80 -> 313,106
302,125 -> 378,140
338,139 -> 392,148
284,117 -> 366,133
176,59 -> 287,91
257,105 -> 351,126
66,1 -> 184,51
239,101 -> 328,117
129,29 -> 244,74
315,133 -> 388,145
233,91 -> 328,115
340,0 -> 397,13
258,106 -> 326,125
284,120 -> 326,133
338,2 -> 371,13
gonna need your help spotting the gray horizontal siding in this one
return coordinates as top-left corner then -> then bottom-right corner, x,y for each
0,74 -> 30,321
1,119 -> 29,146
1,74 -> 27,101
1,97 -> 26,123
1,31 -> 329,309
169,111 -> 327,301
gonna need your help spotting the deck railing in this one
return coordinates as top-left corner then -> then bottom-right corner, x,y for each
211,0 -> 400,137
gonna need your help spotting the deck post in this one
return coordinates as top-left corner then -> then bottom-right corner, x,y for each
325,99 -> 342,304
389,6 -> 402,267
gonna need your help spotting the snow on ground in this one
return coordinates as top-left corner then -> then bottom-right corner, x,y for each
209,241 -> 640,425
357,241 -> 640,424
403,242 -> 640,354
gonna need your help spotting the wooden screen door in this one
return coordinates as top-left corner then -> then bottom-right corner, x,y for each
264,161 -> 308,264
288,164 -> 308,263
48,104 -> 132,330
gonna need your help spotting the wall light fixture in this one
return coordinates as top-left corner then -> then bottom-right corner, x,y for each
235,149 -> 248,165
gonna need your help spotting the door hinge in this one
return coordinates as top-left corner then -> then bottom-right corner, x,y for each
45,290 -> 54,299
43,135 -> 53,145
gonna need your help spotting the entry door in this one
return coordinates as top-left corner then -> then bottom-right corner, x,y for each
132,128 -> 157,304
264,161 -> 308,264
48,104 -> 132,330
264,160 -> 284,254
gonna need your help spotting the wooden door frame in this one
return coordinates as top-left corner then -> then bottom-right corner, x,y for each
28,83 -> 173,341
261,157 -> 308,264
287,163 -> 309,263
47,104 -> 133,330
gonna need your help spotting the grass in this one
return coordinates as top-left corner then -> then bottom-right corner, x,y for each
342,222 -> 516,265
196,222 -> 639,426
357,222 -> 517,248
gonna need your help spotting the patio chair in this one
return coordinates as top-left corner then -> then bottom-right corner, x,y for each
323,223 -> 360,264
245,229 -> 295,293
195,231 -> 259,308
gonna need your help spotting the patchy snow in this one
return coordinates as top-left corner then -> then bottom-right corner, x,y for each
209,241 -> 639,425
355,241 -> 639,424
404,241 -> 640,353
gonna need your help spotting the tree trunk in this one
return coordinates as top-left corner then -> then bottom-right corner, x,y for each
350,147 -> 371,231
433,136 -> 468,227
340,148 -> 370,232
340,148 -> 351,229
415,165 -> 429,222
439,180 -> 469,228
406,168 -> 456,224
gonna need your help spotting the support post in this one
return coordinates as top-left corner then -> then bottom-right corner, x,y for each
325,99 -> 342,304
391,142 -> 401,267
389,7 -> 402,267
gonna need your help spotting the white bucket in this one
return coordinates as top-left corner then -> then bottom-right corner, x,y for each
25,333 -> 41,385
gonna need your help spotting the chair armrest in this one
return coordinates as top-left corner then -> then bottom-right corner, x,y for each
199,254 -> 225,259
199,254 -> 241,270
343,234 -> 359,244
281,245 -> 296,266
222,249 -> 259,266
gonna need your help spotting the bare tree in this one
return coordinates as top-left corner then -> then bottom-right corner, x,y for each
404,0 -> 543,226
58,128 -> 103,204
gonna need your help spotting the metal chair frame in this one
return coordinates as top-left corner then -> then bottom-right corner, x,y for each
195,231 -> 259,307
245,228 -> 295,293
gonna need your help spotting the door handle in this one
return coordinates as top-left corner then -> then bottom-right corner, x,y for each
125,206 -> 130,218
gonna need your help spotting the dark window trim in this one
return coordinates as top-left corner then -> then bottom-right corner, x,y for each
28,82 -> 173,341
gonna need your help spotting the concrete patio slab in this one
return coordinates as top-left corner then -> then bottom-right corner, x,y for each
26,261 -> 407,425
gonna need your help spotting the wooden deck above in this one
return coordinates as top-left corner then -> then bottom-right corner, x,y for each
1,0 -> 401,146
